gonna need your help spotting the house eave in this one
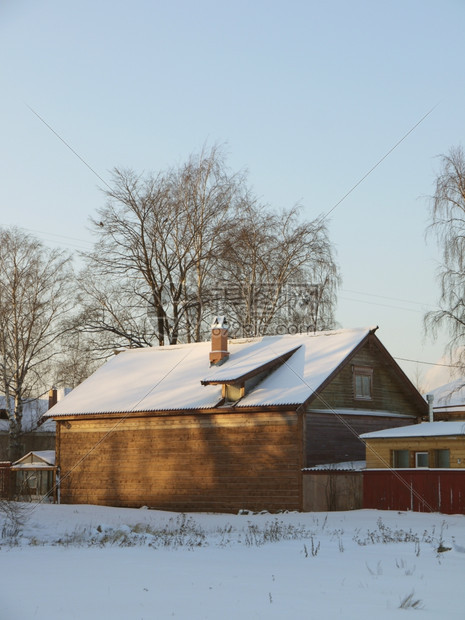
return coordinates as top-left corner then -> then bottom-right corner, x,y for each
50,403 -> 300,422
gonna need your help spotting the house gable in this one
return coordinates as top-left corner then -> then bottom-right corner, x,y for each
306,332 -> 427,416
302,332 -> 426,468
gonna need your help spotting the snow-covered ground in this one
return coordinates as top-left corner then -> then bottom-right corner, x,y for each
1,503 -> 464,619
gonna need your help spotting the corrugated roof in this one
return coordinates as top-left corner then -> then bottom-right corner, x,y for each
237,328 -> 371,407
201,341 -> 302,384
45,328 -> 373,417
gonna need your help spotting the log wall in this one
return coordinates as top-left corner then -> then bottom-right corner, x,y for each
56,410 -> 303,513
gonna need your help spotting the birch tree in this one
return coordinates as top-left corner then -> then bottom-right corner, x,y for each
425,146 -> 465,369
0,228 -> 73,461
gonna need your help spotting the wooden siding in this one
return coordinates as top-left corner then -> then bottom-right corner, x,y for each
308,339 -> 423,416
433,409 -> 465,421
57,410 -> 303,513
364,436 -> 465,469
304,412 -> 414,467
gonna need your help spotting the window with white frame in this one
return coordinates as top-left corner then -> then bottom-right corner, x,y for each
415,452 -> 429,468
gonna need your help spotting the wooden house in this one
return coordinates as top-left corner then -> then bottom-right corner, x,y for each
361,422 -> 465,514
44,324 -> 427,513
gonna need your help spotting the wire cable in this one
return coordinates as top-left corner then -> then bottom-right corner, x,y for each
322,103 -> 440,221
25,103 -> 112,191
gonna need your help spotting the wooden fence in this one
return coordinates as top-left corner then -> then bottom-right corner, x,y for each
302,470 -> 363,511
363,470 -> 465,514
0,462 -> 11,499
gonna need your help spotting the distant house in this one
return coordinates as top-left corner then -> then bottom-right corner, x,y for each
426,378 -> 465,420
0,390 -> 60,461
44,323 -> 427,512
361,422 -> 465,514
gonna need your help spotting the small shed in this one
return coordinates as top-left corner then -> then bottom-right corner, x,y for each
11,450 -> 57,503
302,461 -> 364,511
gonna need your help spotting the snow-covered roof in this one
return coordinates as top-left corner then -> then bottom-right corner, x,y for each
360,421 -> 465,440
426,378 -> 465,411
201,342 -> 302,384
12,450 -> 56,468
304,460 -> 366,471
236,329 -> 375,407
45,328 -> 374,417
0,395 -> 57,433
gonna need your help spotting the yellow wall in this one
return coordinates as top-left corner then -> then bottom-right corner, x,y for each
365,436 -> 465,469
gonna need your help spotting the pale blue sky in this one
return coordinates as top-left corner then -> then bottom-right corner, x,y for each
2,0 -> 465,389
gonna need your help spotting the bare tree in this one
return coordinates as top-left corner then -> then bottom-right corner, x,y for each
79,145 -> 239,348
0,228 -> 73,460
79,146 -> 340,351
217,200 -> 340,336
168,146 -> 242,342
75,274 -> 159,350
52,331 -> 101,389
425,146 -> 465,370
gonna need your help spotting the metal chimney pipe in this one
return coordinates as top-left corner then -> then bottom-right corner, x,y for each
426,393 -> 434,423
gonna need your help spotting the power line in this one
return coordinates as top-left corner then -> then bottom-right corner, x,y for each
342,288 -> 436,310
340,295 -> 425,314
322,103 -> 440,221
24,228 -> 93,246
394,356 -> 460,368
25,103 -> 112,191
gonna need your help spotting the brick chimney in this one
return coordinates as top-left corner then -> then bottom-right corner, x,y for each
209,316 -> 229,366
48,388 -> 58,410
